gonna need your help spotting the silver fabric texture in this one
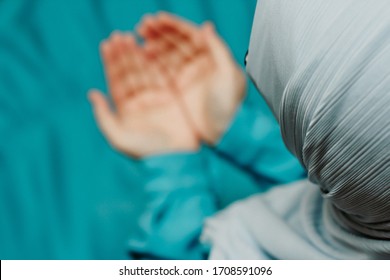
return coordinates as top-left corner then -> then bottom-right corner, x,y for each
247,0 -> 390,240
202,180 -> 390,259
203,0 -> 390,259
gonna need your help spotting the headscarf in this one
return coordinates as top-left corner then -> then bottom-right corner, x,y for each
245,0 -> 390,254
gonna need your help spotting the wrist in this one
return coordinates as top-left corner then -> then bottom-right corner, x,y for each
170,136 -> 200,154
118,134 -> 200,159
139,147 -> 210,191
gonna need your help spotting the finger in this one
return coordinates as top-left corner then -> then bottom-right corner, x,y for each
128,47 -> 149,94
116,33 -> 138,104
150,25 -> 197,62
201,22 -> 233,67
100,39 -> 116,88
137,15 -> 159,40
122,33 -> 137,70
100,40 -> 113,71
110,32 -> 127,82
121,33 -> 138,97
143,16 -> 205,79
101,32 -> 128,104
117,33 -> 133,75
143,38 -> 177,79
142,13 -> 202,56
143,30 -> 191,80
117,33 -> 151,98
88,90 -> 123,147
156,12 -> 199,41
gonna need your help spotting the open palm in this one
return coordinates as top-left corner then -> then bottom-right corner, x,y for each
89,32 -> 198,158
138,13 -> 246,144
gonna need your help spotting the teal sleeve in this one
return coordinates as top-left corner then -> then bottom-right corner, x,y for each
127,100 -> 305,260
215,101 -> 306,185
128,150 -> 216,260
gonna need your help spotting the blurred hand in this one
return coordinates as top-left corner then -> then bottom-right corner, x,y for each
89,33 -> 198,158
138,13 -> 246,144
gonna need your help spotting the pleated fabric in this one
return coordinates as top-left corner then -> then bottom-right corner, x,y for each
203,0 -> 390,258
247,0 -> 390,240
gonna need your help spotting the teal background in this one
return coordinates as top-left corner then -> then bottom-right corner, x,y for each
0,0 -> 272,259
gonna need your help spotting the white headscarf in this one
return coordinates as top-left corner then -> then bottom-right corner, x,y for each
202,0 -> 390,259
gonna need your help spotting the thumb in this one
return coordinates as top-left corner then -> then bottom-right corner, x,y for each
202,22 -> 234,67
88,90 -> 123,148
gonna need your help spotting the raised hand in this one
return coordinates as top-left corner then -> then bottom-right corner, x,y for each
89,32 -> 199,158
137,13 -> 246,144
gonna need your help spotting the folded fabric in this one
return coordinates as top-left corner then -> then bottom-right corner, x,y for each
203,0 -> 390,259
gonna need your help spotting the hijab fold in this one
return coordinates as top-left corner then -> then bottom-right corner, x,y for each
202,0 -> 390,259
247,0 -> 390,241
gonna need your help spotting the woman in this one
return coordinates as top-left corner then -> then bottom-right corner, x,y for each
90,0 -> 389,259
202,0 -> 390,259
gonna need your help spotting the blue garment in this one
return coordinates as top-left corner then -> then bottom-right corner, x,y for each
129,101 -> 305,259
